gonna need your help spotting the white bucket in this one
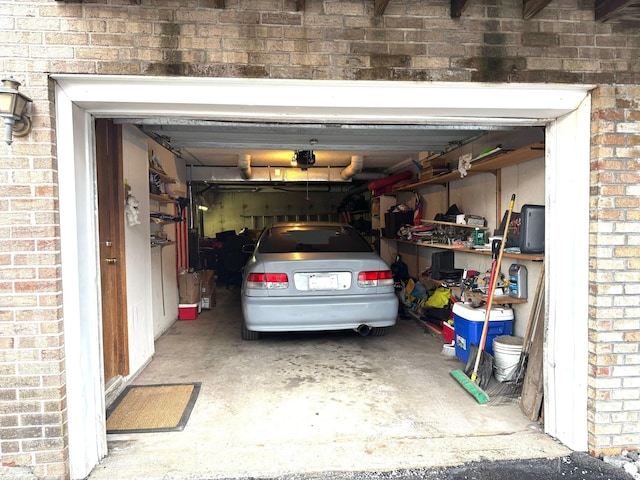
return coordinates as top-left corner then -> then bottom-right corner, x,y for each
492,335 -> 523,382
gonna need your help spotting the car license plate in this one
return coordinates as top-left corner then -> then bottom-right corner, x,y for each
309,273 -> 338,290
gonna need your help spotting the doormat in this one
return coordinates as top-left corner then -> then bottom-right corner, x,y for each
106,382 -> 201,434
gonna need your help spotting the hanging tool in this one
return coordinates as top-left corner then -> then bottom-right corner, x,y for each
450,193 -> 516,404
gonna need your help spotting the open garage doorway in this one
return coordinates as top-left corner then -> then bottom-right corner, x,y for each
54,76 -> 591,479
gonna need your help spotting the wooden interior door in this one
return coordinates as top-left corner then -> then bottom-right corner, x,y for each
95,118 -> 129,385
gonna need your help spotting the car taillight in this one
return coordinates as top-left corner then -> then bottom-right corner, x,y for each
246,272 -> 289,289
357,270 -> 394,287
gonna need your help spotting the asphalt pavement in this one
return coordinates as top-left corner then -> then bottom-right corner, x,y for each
220,453 -> 632,480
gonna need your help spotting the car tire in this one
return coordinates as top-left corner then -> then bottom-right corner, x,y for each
241,321 -> 260,341
370,327 -> 389,337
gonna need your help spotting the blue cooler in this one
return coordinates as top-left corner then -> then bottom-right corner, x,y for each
453,302 -> 514,363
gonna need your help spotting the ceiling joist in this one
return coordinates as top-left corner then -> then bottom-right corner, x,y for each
374,0 -> 392,16
595,0 -> 637,21
523,0 -> 554,19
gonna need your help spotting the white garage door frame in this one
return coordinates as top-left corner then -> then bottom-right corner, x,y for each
53,75 -> 592,479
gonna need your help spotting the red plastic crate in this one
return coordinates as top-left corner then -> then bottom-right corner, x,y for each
442,321 -> 454,344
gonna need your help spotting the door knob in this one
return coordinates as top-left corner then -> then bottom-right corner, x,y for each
105,258 -> 117,264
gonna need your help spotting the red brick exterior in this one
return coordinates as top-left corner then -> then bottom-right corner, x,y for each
588,85 -> 640,455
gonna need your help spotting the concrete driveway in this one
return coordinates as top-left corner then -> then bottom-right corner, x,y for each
88,287 -> 571,480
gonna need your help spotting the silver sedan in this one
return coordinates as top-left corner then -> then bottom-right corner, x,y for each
241,222 -> 398,340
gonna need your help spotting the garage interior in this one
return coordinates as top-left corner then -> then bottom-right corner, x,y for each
93,120 -> 559,478
135,119 -> 545,287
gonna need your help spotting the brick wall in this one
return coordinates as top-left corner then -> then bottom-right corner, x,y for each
0,93 -> 68,477
3,0 -> 640,83
589,85 -> 640,455
1,0 -> 639,478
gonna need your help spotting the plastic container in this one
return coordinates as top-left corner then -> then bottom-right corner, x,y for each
493,335 -> 524,382
179,303 -> 199,321
441,321 -> 454,344
453,302 -> 514,363
508,264 -> 528,299
441,344 -> 455,357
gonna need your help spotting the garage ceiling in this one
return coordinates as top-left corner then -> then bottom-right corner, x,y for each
125,117 -> 543,187
135,119 -> 491,169
128,119 -> 544,187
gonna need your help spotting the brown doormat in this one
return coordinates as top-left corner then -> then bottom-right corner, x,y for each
106,382 -> 201,434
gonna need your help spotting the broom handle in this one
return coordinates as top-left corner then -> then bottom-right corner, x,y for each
471,194 -> 516,379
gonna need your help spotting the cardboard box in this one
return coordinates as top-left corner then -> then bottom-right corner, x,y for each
198,270 -> 216,295
419,166 -> 433,180
178,272 -> 201,304
197,270 -> 216,309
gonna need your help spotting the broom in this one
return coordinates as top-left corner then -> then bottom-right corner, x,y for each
450,194 -> 516,404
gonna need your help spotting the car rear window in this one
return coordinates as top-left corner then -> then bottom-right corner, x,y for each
257,225 -> 374,253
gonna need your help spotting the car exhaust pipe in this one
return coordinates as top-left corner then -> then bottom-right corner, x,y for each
355,324 -> 372,336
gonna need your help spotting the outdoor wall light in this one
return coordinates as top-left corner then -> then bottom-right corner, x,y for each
0,77 -> 33,145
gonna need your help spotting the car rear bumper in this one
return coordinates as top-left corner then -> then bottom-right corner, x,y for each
242,293 -> 398,332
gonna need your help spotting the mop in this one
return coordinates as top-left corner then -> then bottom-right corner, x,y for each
450,194 -> 516,404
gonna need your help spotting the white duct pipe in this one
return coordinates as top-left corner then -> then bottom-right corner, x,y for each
340,155 -> 364,180
238,154 -> 252,179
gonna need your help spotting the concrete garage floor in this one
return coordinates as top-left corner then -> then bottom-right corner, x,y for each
88,287 -> 570,480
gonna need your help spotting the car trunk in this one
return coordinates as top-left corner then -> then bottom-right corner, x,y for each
245,253 -> 393,297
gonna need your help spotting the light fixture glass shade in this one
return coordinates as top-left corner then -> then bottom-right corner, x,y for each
0,92 -> 16,114
14,95 -> 28,117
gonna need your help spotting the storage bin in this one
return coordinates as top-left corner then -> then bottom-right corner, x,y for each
441,321 -> 454,345
453,302 -> 513,363
179,303 -> 199,321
